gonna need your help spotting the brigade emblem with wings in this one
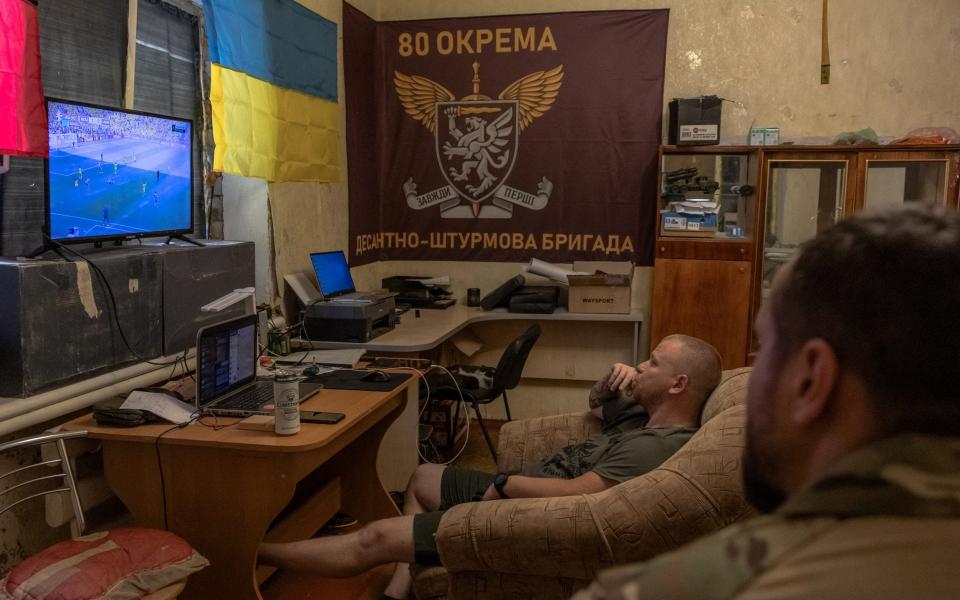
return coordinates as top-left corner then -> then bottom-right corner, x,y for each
394,62 -> 563,218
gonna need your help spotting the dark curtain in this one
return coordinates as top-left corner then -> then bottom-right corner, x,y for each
134,0 -> 203,235
0,0 -> 126,257
0,0 -> 203,256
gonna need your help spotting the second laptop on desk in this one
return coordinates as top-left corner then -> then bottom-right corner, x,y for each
311,250 -> 393,302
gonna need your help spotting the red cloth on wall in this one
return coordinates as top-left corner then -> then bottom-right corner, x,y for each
0,0 -> 48,158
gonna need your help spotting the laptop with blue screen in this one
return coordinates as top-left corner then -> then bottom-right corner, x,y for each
196,314 -> 322,417
310,250 -> 392,302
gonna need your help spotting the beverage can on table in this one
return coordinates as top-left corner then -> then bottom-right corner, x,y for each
273,371 -> 300,435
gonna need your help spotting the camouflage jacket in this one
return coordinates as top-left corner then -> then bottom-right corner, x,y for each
572,434 -> 960,600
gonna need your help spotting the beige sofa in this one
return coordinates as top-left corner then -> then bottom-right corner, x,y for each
413,367 -> 754,599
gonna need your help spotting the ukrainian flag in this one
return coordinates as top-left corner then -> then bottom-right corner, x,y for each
202,0 -> 338,182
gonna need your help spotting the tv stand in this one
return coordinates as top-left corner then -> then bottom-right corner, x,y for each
165,234 -> 205,246
23,243 -> 70,261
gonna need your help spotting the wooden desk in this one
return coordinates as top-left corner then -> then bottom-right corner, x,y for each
304,305 -> 644,365
63,379 -> 416,600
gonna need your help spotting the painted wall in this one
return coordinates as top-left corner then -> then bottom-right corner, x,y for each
374,0 -> 960,144
222,175 -> 275,305
258,0 -> 960,418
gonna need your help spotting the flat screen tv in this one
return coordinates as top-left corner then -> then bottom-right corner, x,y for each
45,99 -> 193,243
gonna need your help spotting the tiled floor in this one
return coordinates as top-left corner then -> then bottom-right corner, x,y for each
260,419 -> 503,599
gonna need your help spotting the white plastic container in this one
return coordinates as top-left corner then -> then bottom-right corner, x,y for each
273,371 -> 300,435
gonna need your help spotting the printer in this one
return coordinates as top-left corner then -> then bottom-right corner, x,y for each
382,276 -> 455,309
302,295 -> 397,342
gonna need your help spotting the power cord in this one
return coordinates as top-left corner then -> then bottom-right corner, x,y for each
416,364 -> 471,466
154,413 -> 201,530
167,347 -> 194,382
293,318 -> 312,366
258,319 -> 306,363
319,363 -> 471,465
43,236 -> 186,367
194,412 -> 234,431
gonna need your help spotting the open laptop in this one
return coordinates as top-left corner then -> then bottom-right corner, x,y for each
196,314 -> 323,418
310,250 -> 392,303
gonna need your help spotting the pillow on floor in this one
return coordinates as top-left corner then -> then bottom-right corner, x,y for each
0,528 -> 208,600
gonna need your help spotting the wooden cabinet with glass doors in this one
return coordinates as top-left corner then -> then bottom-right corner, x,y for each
651,144 -> 960,368
749,145 -> 960,360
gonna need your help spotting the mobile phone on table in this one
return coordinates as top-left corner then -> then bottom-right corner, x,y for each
300,411 -> 345,424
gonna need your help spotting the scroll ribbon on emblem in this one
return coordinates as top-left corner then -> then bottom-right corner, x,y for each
492,177 -> 553,211
404,178 -> 459,210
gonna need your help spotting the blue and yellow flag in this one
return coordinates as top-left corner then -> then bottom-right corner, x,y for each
202,0 -> 338,182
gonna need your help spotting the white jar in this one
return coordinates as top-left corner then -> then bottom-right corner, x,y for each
273,371 -> 300,435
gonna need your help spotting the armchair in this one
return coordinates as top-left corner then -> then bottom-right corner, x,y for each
413,367 -> 753,599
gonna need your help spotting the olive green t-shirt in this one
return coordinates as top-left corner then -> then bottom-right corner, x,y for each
524,396 -> 697,483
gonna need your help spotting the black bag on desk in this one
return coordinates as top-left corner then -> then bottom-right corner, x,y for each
480,275 -> 525,311
382,275 -> 455,309
92,397 -> 160,427
508,286 -> 559,314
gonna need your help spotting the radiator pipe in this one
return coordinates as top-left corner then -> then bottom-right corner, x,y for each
0,352 -> 195,437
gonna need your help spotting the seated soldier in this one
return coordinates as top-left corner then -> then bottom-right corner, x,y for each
575,207 -> 960,600
259,334 -> 722,599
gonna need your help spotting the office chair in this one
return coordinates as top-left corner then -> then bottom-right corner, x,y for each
0,430 -> 208,600
443,323 -> 542,462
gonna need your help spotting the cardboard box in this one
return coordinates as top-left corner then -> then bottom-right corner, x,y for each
764,127 -> 780,145
749,127 -> 781,146
668,96 -> 722,146
567,261 -> 633,314
660,210 -> 718,235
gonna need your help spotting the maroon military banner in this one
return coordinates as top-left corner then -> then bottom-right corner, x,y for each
345,5 -> 668,266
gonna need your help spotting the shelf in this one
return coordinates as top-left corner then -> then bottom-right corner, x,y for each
659,149 -> 758,241
662,144 -> 757,153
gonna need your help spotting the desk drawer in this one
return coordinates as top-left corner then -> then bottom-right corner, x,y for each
656,238 -> 752,261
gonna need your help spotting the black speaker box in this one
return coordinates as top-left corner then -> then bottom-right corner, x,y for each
0,248 -> 163,397
160,241 -> 255,355
0,241 -> 255,398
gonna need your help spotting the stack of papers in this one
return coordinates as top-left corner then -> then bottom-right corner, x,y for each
121,390 -> 196,425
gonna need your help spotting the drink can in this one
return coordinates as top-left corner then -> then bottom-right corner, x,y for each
273,371 -> 300,435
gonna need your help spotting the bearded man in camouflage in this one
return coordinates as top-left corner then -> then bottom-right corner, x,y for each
576,207 -> 960,600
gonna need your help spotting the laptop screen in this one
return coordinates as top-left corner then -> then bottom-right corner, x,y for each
196,315 -> 258,405
310,250 -> 356,298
